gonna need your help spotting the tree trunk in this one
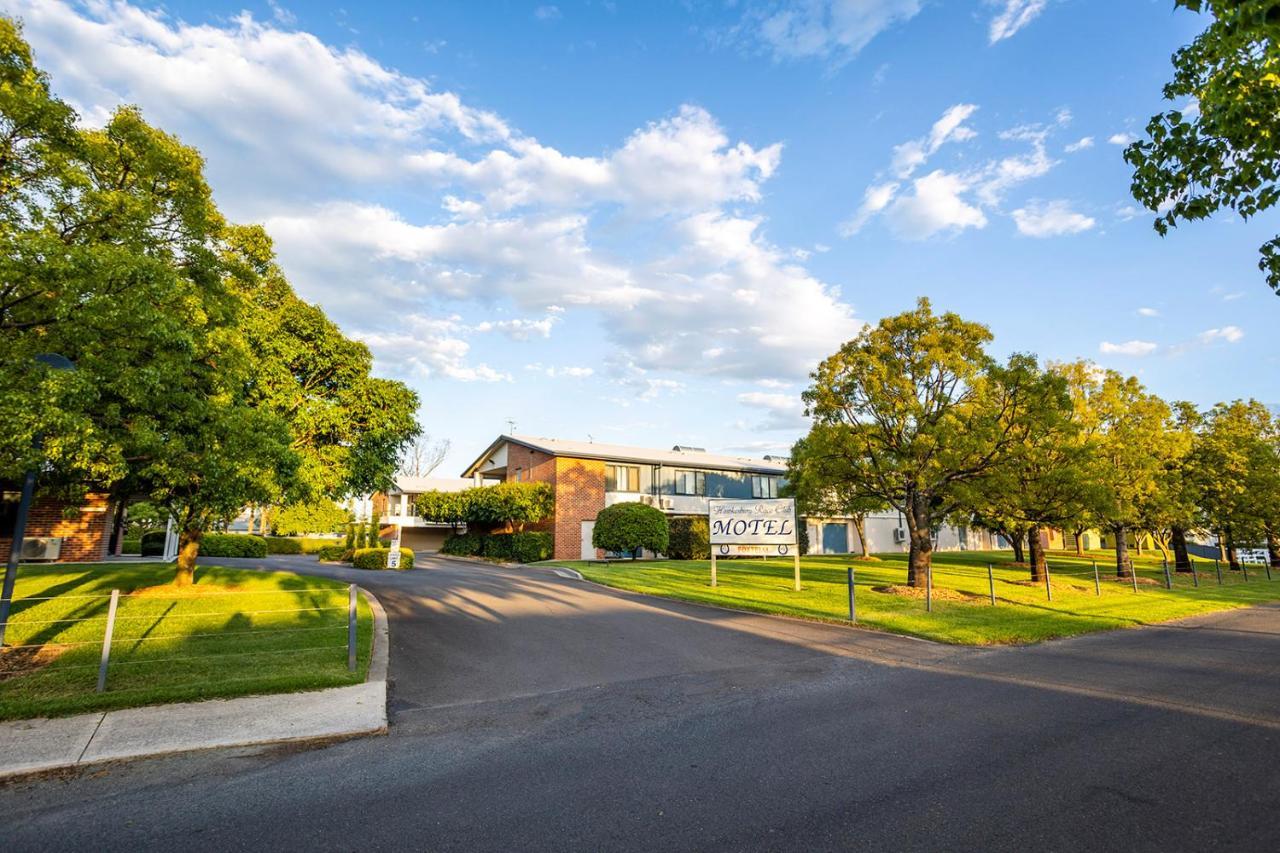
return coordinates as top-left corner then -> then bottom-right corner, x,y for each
1225,527 -> 1240,570
1009,529 -> 1025,564
1114,526 -> 1132,578
1218,532 -> 1229,563
1171,527 -> 1192,572
1027,525 -> 1047,581
175,529 -> 201,587
1134,533 -> 1143,557
905,495 -> 933,588
854,514 -> 869,558
1267,529 -> 1280,569
108,500 -> 127,556
1073,527 -> 1085,557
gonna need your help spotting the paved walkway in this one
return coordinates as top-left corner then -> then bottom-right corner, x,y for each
1,554 -> 1277,851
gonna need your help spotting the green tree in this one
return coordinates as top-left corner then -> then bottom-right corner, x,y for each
441,482 -> 553,532
1126,0 -> 1280,294
786,423 -> 888,559
802,299 -> 1041,586
1190,400 -> 1276,567
272,499 -> 353,536
416,489 -> 471,529
592,502 -> 668,558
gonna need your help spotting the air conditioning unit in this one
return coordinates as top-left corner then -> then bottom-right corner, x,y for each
21,536 -> 62,561
892,528 -> 907,544
660,498 -> 673,510
640,494 -> 657,506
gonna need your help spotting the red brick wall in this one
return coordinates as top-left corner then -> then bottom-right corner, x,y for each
0,494 -> 113,563
552,457 -> 605,560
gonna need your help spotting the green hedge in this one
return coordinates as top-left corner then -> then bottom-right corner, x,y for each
266,536 -> 303,554
441,532 -> 483,557
440,531 -> 553,563
140,530 -> 166,556
483,532 -> 553,563
121,535 -> 142,555
199,534 -> 268,558
666,516 -> 710,560
315,545 -> 351,562
351,547 -> 414,570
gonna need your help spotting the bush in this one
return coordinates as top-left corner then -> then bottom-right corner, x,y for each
315,544 -> 350,562
592,502 -> 669,558
199,533 -> 269,558
121,535 -> 142,555
266,536 -> 303,555
666,516 -> 710,560
272,499 -> 352,536
140,530 -> 167,556
441,532 -> 483,556
483,532 -> 553,563
299,537 -> 341,554
344,525 -> 355,550
351,547 -> 414,570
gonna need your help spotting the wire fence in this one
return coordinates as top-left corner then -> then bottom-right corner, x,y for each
0,585 -> 361,705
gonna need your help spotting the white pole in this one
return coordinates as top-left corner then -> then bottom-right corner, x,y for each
711,550 -> 718,587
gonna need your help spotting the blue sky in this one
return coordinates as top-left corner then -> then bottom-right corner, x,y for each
10,1 -> 1277,473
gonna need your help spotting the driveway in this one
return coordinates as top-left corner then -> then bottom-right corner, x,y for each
2,554 -> 1278,851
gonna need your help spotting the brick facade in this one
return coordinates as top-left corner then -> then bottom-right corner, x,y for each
0,493 -> 113,563
500,445 -> 605,559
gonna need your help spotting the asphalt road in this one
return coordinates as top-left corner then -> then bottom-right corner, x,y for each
3,555 -> 1279,851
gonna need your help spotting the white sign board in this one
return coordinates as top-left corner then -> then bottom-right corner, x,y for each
709,498 -> 798,546
386,525 -> 402,569
1237,548 -> 1269,566
715,543 -> 794,557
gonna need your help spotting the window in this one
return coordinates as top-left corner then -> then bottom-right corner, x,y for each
0,489 -> 18,538
606,464 -> 640,492
674,470 -> 705,496
751,475 -> 779,499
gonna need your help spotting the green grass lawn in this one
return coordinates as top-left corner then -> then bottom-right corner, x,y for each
544,549 -> 1280,645
0,562 -> 372,720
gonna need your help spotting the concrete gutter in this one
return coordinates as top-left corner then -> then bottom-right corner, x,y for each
0,586 -> 389,781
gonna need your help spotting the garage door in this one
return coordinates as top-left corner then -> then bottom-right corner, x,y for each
401,528 -> 451,552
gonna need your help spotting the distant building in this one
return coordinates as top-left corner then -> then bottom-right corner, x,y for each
0,487 -> 115,563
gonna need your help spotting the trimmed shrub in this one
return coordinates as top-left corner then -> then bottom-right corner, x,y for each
351,547 -> 414,570
315,544 -> 350,562
666,516 -> 710,560
140,530 -> 167,556
592,502 -> 669,558
482,532 -> 553,563
199,533 -> 269,558
441,532 -> 483,557
121,535 -> 142,555
266,537 -> 303,555
299,537 -> 341,554
344,525 -> 356,550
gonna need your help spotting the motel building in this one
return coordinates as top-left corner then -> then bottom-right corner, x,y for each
457,435 -> 1006,561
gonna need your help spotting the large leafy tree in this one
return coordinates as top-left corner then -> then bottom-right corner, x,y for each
1190,400 -> 1276,567
802,299 -> 1040,587
1126,1 -> 1280,294
786,423 -> 889,559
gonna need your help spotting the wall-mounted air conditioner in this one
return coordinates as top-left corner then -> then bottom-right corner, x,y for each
21,536 -> 62,561
640,494 -> 657,506
892,528 -> 907,544
660,498 -> 673,510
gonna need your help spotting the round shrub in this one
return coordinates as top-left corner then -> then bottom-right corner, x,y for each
266,537 -> 303,555
315,544 -> 350,562
592,502 -> 668,558
199,533 -> 268,558
140,530 -> 167,556
351,547 -> 414,570
666,516 -> 710,560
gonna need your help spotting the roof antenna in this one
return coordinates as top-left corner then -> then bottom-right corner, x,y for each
587,434 -> 594,443
505,417 -> 517,435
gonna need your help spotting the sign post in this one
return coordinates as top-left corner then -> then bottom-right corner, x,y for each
386,524 -> 402,569
708,498 -> 800,591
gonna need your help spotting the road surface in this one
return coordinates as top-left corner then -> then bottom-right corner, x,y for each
2,555 -> 1278,851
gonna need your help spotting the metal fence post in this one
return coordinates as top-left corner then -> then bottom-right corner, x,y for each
347,584 -> 357,672
1162,560 -> 1173,590
1043,563 -> 1052,602
926,565 -> 933,613
96,589 -> 120,693
987,563 -> 996,606
1242,561 -> 1249,583
847,566 -> 855,623
1092,560 -> 1101,596
1215,559 -> 1223,586
1191,557 -> 1199,588
1267,561 -> 1273,582
1130,566 -> 1138,594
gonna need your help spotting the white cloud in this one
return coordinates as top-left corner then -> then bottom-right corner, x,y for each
473,316 -> 557,340
356,315 -> 511,382
1099,340 -> 1158,357
1011,200 -> 1096,237
525,363 -> 595,378
1108,132 -> 1137,146
745,0 -> 924,63
890,103 -> 978,179
1198,326 -> 1244,344
1136,307 -> 1160,318
887,170 -> 988,239
533,5 -> 561,20
1065,136 -> 1094,153
988,1 -> 1048,43
737,391 -> 808,430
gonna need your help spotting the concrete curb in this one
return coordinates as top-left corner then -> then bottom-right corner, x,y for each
0,585 -> 389,781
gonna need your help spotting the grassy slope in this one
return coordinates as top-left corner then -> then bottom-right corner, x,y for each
546,550 -> 1280,645
0,562 -> 372,720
